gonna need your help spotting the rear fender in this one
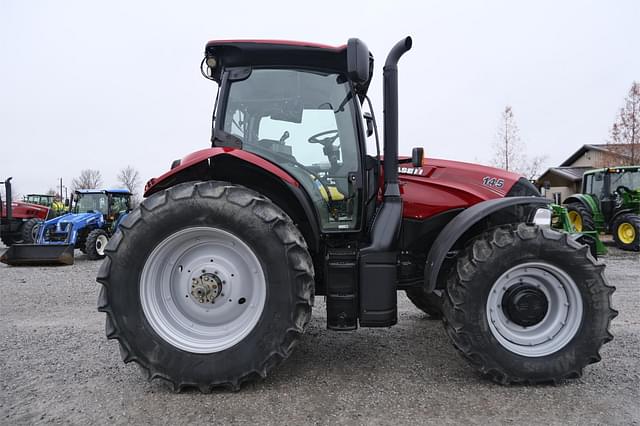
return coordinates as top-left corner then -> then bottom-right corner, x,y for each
143,148 -> 320,252
564,193 -> 599,215
423,196 -> 551,292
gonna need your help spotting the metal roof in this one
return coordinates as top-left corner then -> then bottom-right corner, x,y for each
536,166 -> 592,184
75,189 -> 132,195
560,144 -> 630,167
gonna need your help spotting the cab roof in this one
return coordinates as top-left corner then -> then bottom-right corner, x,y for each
585,165 -> 640,175
75,189 -> 132,195
204,39 -> 373,94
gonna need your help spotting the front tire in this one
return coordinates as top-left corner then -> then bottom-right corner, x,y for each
612,213 -> 640,251
405,288 -> 443,319
21,218 -> 42,243
86,229 -> 109,260
442,223 -> 617,384
565,203 -> 595,232
96,181 -> 314,391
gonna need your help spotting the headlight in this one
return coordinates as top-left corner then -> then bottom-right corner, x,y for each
532,208 -> 552,227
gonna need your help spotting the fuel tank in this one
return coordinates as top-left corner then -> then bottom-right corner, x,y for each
398,158 -> 534,220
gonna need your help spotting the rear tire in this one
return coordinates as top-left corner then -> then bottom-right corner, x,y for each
96,181 -> 314,391
21,218 -> 42,243
442,223 -> 617,384
86,229 -> 108,260
405,288 -> 443,319
565,203 -> 595,232
0,233 -> 18,246
612,213 -> 640,251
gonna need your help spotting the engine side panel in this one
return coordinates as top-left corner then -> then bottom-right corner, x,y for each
399,158 -> 523,220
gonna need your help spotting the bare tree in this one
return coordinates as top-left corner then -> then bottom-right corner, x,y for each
72,169 -> 103,190
46,188 -> 58,196
117,166 -> 141,194
490,105 -> 547,179
605,81 -> 640,166
491,106 -> 523,172
118,165 -> 142,206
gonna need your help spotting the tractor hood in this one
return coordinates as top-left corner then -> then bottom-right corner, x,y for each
1,201 -> 49,220
46,212 -> 103,226
398,157 -> 539,219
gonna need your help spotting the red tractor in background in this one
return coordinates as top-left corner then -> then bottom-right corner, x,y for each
1,177 -> 50,246
97,37 -> 616,391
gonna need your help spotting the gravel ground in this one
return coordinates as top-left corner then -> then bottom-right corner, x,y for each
0,243 -> 638,425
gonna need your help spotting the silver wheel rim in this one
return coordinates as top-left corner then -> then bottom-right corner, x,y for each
486,262 -> 583,357
96,235 -> 108,256
140,227 -> 266,354
31,223 -> 40,241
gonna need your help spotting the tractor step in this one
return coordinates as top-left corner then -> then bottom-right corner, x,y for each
0,244 -> 75,266
325,247 -> 359,330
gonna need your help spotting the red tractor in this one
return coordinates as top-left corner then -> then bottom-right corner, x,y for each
98,37 -> 616,390
1,178 -> 50,246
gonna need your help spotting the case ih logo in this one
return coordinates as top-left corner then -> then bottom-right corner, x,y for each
398,167 -> 425,176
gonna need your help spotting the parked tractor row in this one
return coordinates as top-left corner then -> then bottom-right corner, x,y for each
1,182 -> 132,265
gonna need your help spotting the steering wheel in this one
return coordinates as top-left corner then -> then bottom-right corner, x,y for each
308,129 -> 339,146
308,130 -> 340,170
248,141 -> 338,215
616,185 -> 633,195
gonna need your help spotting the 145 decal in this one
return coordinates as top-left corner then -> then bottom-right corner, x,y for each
482,176 -> 505,188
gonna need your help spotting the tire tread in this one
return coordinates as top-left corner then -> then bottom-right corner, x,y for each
442,223 -> 617,384
97,181 -> 314,391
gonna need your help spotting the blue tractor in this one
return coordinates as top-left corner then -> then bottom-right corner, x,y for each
1,189 -> 132,265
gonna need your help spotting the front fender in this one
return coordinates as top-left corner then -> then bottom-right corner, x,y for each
564,193 -> 599,215
423,196 -> 551,292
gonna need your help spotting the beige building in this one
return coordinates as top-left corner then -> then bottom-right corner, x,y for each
537,144 -> 630,203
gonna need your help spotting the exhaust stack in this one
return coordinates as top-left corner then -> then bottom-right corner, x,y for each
4,177 -> 12,221
359,37 -> 413,328
383,36 -> 412,196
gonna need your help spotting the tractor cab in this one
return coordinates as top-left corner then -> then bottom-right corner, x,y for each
581,166 -> 640,223
24,194 -> 55,207
74,189 -> 132,225
204,39 -> 375,233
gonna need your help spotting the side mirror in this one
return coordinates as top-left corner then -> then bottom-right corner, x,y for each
347,38 -> 370,84
412,147 -> 424,167
64,199 -> 70,207
363,112 -> 374,137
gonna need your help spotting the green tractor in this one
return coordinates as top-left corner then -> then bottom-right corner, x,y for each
564,166 -> 640,251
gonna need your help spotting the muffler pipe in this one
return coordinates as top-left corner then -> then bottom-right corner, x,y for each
5,177 -> 12,221
383,36 -> 412,197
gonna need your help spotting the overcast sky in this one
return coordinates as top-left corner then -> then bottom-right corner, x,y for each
1,0 -> 639,196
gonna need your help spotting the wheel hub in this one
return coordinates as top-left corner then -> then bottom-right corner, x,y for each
486,262 -> 583,357
191,273 -> 223,304
502,284 -> 548,327
618,223 -> 636,244
140,227 -> 267,354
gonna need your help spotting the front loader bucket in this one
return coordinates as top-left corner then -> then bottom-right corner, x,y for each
0,244 -> 75,266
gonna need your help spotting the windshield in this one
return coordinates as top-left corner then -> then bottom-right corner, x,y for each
26,195 -> 52,206
221,68 -> 362,232
110,194 -> 130,213
610,168 -> 640,190
75,193 -> 108,214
